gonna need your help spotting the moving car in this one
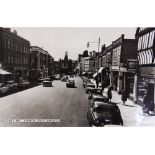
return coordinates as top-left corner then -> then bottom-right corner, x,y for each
85,83 -> 95,93
43,78 -> 52,87
87,101 -> 123,127
66,79 -> 75,87
6,81 -> 18,92
88,94 -> 109,105
0,83 -> 9,95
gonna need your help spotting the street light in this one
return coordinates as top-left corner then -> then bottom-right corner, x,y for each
87,37 -> 100,87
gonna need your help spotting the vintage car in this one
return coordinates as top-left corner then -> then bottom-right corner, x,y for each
88,88 -> 102,99
87,101 -> 123,127
66,79 -> 75,88
85,83 -> 95,94
61,76 -> 69,82
38,78 -> 44,84
6,81 -> 18,92
88,94 -> 109,105
43,78 -> 52,87
0,83 -> 9,95
83,78 -> 91,88
18,80 -> 30,88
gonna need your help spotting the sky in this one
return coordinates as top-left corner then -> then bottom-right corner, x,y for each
11,27 -> 137,61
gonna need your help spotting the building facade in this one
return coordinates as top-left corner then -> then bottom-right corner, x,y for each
29,46 -> 50,81
0,27 -> 30,82
134,27 -> 155,104
111,34 -> 137,94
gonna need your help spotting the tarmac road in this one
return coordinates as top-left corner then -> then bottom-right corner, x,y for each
0,76 -> 89,127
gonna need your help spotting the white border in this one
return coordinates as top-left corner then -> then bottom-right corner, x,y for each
0,0 -> 155,155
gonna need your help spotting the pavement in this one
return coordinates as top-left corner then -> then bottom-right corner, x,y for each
105,89 -> 155,127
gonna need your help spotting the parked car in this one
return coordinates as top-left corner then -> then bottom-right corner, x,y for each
83,78 -> 91,88
0,83 -> 9,95
18,80 -> 30,88
6,81 -> 18,92
61,76 -> 69,82
87,101 -> 123,127
66,79 -> 75,87
88,94 -> 109,105
38,78 -> 44,84
85,83 -> 95,93
43,78 -> 52,87
88,88 -> 102,100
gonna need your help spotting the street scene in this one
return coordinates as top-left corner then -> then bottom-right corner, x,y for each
0,27 -> 155,127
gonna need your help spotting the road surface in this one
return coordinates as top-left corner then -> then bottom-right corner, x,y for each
0,77 -> 89,127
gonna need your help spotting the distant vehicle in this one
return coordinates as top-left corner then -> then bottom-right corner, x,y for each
0,83 -> 9,95
55,74 -> 61,80
6,81 -> 18,92
18,80 -> 30,88
43,78 -> 52,87
66,79 -> 75,87
88,94 -> 109,106
85,83 -> 95,94
38,78 -> 44,84
70,75 -> 74,78
61,76 -> 69,82
87,101 -> 123,127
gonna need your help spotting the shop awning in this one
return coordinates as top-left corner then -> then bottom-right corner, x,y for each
98,67 -> 105,73
0,69 -> 12,75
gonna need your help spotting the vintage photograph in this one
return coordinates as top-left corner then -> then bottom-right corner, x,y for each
0,27 -> 155,127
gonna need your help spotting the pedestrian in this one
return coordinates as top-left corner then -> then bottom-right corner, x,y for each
121,88 -> 128,105
142,84 -> 154,115
107,86 -> 112,103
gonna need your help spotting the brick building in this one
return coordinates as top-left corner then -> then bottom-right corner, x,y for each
0,27 -> 30,82
29,46 -> 52,81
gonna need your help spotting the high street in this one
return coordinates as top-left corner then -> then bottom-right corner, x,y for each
0,77 -> 89,127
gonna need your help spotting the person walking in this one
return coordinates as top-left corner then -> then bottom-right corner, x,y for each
107,86 -> 112,103
121,88 -> 128,105
142,84 -> 154,115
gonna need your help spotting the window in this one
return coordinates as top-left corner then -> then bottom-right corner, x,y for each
8,40 -> 10,49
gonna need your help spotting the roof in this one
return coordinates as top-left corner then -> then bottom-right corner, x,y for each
0,69 -> 12,75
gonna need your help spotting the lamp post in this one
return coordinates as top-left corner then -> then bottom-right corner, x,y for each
87,37 -> 100,87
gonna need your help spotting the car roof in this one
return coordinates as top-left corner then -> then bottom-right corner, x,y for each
93,101 -> 118,108
91,94 -> 104,98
